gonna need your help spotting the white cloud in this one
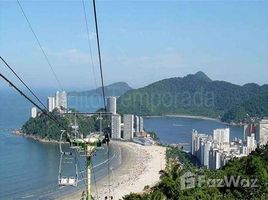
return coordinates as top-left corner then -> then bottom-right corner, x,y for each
49,48 -> 97,65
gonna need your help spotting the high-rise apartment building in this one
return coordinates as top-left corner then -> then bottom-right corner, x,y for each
244,123 -> 257,140
107,96 -> 116,114
134,115 -> 140,133
123,114 -> 134,140
31,107 -> 37,118
213,128 -> 230,144
257,118 -> 268,146
47,91 -> 67,112
47,96 -> 55,112
139,116 -> 144,132
60,91 -> 67,109
111,115 -> 121,139
247,134 -> 256,153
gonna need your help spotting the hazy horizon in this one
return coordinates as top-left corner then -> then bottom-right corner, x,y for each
1,70 -> 268,92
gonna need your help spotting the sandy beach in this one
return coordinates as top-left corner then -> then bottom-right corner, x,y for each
164,114 -> 220,121
59,140 -> 166,200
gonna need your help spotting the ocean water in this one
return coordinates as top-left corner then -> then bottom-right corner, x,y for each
0,131 -> 120,200
144,116 -> 243,151
0,89 -> 118,199
0,89 -> 244,199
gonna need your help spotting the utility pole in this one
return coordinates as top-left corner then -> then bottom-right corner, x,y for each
85,113 -> 103,200
86,145 -> 94,200
62,112 -> 112,200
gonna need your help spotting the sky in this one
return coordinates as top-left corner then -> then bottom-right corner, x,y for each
0,0 -> 268,90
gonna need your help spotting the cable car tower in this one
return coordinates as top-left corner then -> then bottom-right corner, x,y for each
58,112 -> 112,200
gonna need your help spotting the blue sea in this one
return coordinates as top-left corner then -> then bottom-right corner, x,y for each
0,89 -> 243,199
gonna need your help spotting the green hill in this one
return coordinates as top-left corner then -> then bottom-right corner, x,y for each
222,92 -> 268,123
117,72 -> 268,120
68,82 -> 132,97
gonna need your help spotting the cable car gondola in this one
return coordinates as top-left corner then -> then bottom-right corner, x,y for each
58,130 -> 79,187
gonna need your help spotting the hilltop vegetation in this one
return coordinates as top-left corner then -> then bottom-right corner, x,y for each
117,72 -> 268,122
222,92 -> 268,123
123,145 -> 268,200
21,109 -> 110,141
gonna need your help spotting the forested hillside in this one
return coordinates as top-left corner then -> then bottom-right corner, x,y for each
117,72 -> 268,122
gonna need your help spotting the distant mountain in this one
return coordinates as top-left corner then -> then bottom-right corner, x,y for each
68,82 -> 132,97
117,72 -> 268,121
189,71 -> 212,82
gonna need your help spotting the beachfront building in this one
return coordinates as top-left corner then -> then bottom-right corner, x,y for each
209,149 -> 222,170
61,91 -> 68,109
202,141 -> 212,168
111,114 -> 121,139
191,130 -> 209,157
134,115 -> 140,133
213,128 -> 230,144
123,114 -> 134,140
107,96 -> 117,114
247,134 -> 257,154
139,116 -> 144,132
31,107 -> 37,118
47,96 -> 55,112
48,91 -> 67,113
257,118 -> 268,146
192,127 -> 257,170
55,91 -> 67,109
244,123 -> 257,140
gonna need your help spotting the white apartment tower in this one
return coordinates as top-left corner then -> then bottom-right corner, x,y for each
203,141 -> 212,168
139,116 -> 144,132
47,96 -> 55,112
257,118 -> 268,146
31,107 -> 37,118
134,115 -> 140,133
55,91 -> 67,110
191,130 -> 209,158
247,134 -> 256,154
209,149 -> 222,170
213,128 -> 230,144
60,91 -> 67,109
107,96 -> 116,114
111,115 -> 121,139
55,91 -> 60,108
123,114 -> 134,140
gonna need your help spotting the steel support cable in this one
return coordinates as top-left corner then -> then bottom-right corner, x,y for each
82,0 -> 98,90
16,0 -> 63,90
0,72 -> 71,133
92,0 -> 106,112
0,56 -> 70,135
91,1 -> 114,198
0,56 -> 51,116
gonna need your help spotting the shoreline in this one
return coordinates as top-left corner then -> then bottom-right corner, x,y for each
59,141 -> 166,200
11,130 -> 61,144
143,114 -> 220,121
143,114 -> 243,126
165,114 -> 220,121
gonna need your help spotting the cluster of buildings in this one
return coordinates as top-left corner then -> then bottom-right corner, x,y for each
47,91 -> 68,112
192,118 -> 268,169
108,96 -> 145,140
30,94 -> 149,143
31,91 -> 68,118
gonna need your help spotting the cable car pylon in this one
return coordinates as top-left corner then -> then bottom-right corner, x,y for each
58,112 -> 112,200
